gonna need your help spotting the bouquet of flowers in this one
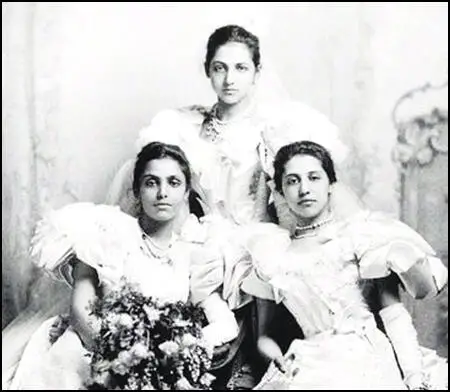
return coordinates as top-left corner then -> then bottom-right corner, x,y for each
85,281 -> 215,390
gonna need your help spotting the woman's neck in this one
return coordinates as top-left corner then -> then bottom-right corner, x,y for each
295,209 -> 333,230
139,215 -> 176,246
216,95 -> 254,122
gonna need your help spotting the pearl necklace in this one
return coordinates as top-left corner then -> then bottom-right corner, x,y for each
292,217 -> 333,239
140,231 -> 173,265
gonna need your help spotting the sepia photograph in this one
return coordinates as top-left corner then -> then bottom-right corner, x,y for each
3,2 -> 448,390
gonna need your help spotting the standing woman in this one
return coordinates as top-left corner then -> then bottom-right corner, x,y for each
106,25 -> 355,389
107,24 -> 350,229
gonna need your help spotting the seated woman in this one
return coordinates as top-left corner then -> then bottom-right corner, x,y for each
6,142 -> 238,390
241,141 -> 448,390
106,24 -> 356,389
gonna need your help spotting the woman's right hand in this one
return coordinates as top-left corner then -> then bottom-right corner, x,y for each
257,336 -> 286,373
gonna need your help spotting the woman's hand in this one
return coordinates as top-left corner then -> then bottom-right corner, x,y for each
257,336 -> 286,373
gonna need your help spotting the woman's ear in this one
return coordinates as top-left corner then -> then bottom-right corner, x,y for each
254,64 -> 262,84
133,196 -> 143,216
204,62 -> 210,78
328,182 -> 334,196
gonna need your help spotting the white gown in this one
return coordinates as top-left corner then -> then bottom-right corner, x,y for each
241,211 -> 448,390
6,203 -> 221,390
105,101 -> 353,309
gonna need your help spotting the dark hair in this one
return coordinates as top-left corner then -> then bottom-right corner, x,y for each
273,141 -> 337,193
204,24 -> 261,77
132,142 -> 192,198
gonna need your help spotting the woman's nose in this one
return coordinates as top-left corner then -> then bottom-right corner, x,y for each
298,181 -> 311,196
157,184 -> 168,199
224,69 -> 236,85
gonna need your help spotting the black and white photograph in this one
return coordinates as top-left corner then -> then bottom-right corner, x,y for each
3,2 -> 448,390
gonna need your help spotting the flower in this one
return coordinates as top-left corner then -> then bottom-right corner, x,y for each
116,313 -> 134,329
85,280 -> 214,390
158,341 -> 179,357
143,304 -> 161,322
181,333 -> 198,347
111,358 -> 129,376
131,342 -> 150,360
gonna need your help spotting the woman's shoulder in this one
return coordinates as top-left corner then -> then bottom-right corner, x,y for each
31,203 -> 140,284
337,209 -> 435,251
257,100 -> 348,173
135,105 -> 212,154
334,210 -> 447,286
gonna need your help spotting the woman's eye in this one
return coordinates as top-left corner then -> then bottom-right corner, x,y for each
310,175 -> 321,181
144,179 -> 157,187
213,64 -> 225,72
236,64 -> 249,72
170,180 -> 181,187
286,178 -> 299,186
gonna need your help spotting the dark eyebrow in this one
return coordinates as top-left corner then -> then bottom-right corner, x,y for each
141,174 -> 159,181
141,174 -> 183,181
284,171 -> 323,177
212,60 -> 251,67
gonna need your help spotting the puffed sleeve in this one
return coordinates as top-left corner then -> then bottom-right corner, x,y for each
241,223 -> 292,303
259,100 -> 348,178
179,214 -> 222,306
189,243 -> 224,306
30,203 -> 138,287
135,107 -> 212,178
135,109 -> 191,153
192,214 -> 253,310
184,216 -> 240,348
347,211 -> 448,299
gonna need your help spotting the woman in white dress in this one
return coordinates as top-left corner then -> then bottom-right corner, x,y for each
241,141 -> 448,390
6,142 -> 238,390
106,25 -> 355,388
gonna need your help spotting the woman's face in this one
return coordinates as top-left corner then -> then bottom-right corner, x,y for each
281,154 -> 331,225
139,157 -> 188,222
208,42 -> 259,106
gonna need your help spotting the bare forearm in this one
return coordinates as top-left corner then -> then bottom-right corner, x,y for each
71,277 -> 101,350
70,261 -> 100,348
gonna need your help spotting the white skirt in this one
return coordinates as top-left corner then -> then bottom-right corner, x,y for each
254,328 -> 406,390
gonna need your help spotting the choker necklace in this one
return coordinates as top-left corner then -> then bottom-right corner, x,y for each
292,217 -> 333,239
